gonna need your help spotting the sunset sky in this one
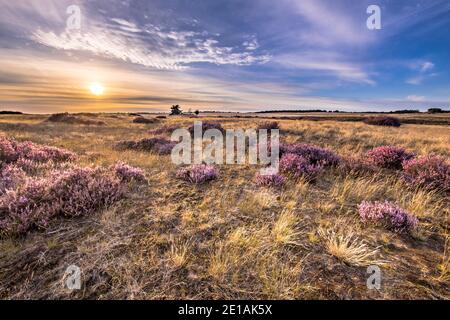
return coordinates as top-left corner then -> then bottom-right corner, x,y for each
1,0 -> 449,113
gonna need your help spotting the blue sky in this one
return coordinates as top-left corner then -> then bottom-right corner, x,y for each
0,0 -> 449,113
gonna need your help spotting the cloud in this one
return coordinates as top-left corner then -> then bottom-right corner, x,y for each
406,76 -> 424,85
275,53 -> 375,85
32,23 -> 270,70
407,95 -> 426,102
420,61 -> 434,72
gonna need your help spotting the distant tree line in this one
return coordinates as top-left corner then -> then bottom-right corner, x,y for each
0,111 -> 23,115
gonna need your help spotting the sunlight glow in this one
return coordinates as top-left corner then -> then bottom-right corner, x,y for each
89,82 -> 104,96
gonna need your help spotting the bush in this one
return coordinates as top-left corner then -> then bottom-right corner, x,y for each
338,156 -> 378,175
176,164 -> 218,184
149,124 -> 180,135
113,161 -> 146,182
402,155 -> 450,192
358,201 -> 418,233
255,172 -> 285,188
46,113 -> 106,125
132,117 -> 158,124
0,163 -> 146,237
188,121 -> 224,136
363,116 -> 401,127
0,137 -> 76,164
0,165 -> 26,195
280,143 -> 340,166
115,137 -> 176,155
366,146 -> 415,169
279,153 -> 322,180
257,121 -> 280,130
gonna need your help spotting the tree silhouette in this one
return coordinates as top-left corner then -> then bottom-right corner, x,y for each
170,105 -> 182,115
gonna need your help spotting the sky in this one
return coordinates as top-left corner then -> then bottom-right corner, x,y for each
0,0 -> 450,113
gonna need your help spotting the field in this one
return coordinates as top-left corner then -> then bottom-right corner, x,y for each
0,113 -> 449,299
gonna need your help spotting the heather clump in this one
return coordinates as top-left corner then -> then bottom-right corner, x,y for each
402,154 -> 450,192
0,137 -> 76,164
257,121 -> 280,130
363,116 -> 401,127
281,143 -> 340,166
254,172 -> 285,188
132,117 -> 158,124
338,156 -> 378,175
366,146 -> 415,169
0,164 -> 26,195
279,153 -> 322,180
46,113 -> 106,125
188,121 -> 224,136
148,124 -> 180,135
358,201 -> 418,233
176,164 -> 218,184
113,161 -> 146,182
115,137 -> 176,155
0,163 -> 146,237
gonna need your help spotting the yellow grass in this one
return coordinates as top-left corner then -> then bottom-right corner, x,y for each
0,113 -> 448,299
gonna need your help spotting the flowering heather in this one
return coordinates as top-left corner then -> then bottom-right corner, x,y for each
148,124 -> 180,135
254,172 -> 285,188
188,121 -> 224,136
279,153 -> 323,180
0,164 -> 26,195
358,201 -> 418,233
257,121 -> 280,130
176,164 -> 219,184
363,116 -> 401,127
113,162 -> 147,182
366,146 -> 415,169
402,155 -> 450,192
338,156 -> 378,175
116,137 -> 175,155
0,163 -> 146,237
0,137 -> 76,164
280,143 -> 340,166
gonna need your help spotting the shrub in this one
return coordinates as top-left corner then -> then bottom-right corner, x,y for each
402,155 -> 450,192
0,137 -> 76,164
358,201 -> 418,233
0,164 -> 26,195
149,124 -> 180,135
176,164 -> 218,184
46,113 -> 106,125
338,156 -> 378,175
257,121 -> 280,130
281,143 -> 340,166
0,163 -> 146,237
366,146 -> 415,169
363,116 -> 401,127
115,137 -> 175,155
113,162 -> 146,182
255,172 -> 285,188
279,153 -> 322,180
188,121 -> 224,136
132,117 -> 157,124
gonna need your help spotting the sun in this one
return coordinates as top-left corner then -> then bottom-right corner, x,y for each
89,82 -> 104,96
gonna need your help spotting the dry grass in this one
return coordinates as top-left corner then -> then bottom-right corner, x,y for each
0,113 -> 449,300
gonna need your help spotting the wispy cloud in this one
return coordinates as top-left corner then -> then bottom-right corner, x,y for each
407,95 -> 426,102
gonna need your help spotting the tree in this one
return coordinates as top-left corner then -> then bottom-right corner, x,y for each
194,110 -> 200,116
170,105 -> 182,115
428,108 -> 443,114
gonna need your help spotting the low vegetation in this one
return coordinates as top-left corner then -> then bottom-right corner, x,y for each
0,112 -> 448,299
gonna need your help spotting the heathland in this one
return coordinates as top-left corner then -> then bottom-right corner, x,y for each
0,112 -> 448,299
